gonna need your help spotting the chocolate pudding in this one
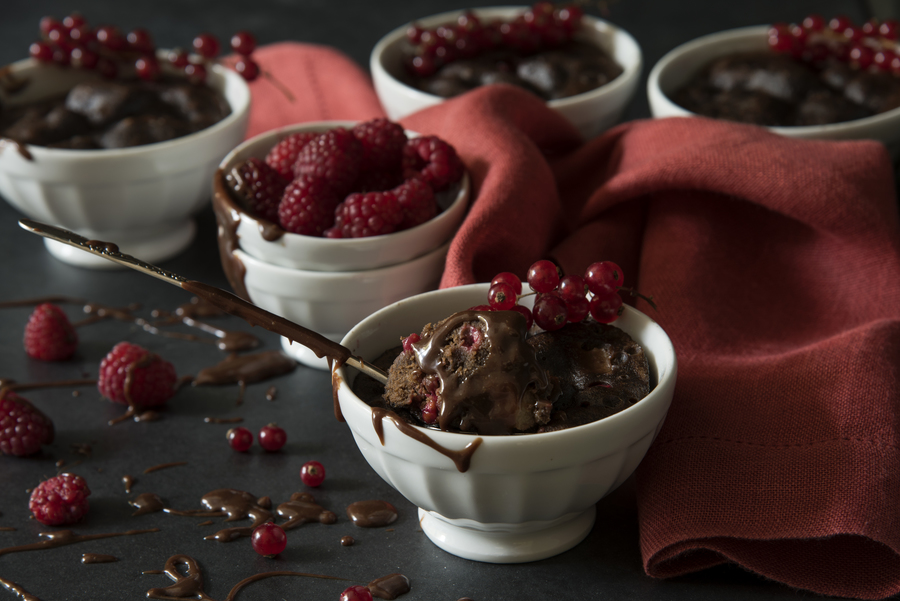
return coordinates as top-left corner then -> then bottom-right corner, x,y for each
671,51 -> 900,126
0,77 -> 230,149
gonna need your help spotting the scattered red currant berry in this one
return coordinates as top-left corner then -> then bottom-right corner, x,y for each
135,55 -> 161,81
300,460 -> 325,487
126,28 -> 154,53
230,31 -> 257,56
589,285 -> 623,323
192,33 -> 221,58
258,423 -> 287,452
184,62 -> 207,84
526,260 -> 560,293
234,57 -> 260,82
584,261 -> 624,293
29,41 -> 54,63
533,293 -> 567,331
251,522 -> 287,557
490,271 -> 522,295
488,282 -> 517,311
227,427 -> 253,452
340,585 -> 374,601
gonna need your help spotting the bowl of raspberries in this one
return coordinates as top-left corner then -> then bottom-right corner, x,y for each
213,118 -> 469,368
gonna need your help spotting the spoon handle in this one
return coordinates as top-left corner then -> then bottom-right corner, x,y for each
18,219 -> 388,385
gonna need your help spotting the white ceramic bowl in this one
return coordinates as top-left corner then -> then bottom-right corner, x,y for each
235,240 -> 450,369
647,25 -> 900,155
371,6 -> 643,140
0,58 -> 251,268
213,121 -> 469,271
334,283 -> 677,563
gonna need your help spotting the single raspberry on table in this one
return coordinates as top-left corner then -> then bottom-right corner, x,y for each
402,136 -> 465,191
394,177 -> 436,229
226,158 -> 290,223
352,118 -> 407,191
24,303 -> 78,361
294,128 -> 363,196
265,132 -> 318,179
328,190 -> 404,238
278,173 -> 341,236
98,342 -> 177,407
0,391 -> 54,456
29,473 -> 91,526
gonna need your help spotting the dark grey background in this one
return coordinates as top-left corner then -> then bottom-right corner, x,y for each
0,1 -> 891,600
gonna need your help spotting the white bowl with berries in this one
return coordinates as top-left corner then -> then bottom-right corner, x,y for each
333,263 -> 677,563
370,4 -> 643,140
213,120 -> 469,272
0,19 -> 255,269
647,20 -> 900,155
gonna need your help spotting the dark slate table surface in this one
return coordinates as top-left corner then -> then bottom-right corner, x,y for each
0,2 -> 892,600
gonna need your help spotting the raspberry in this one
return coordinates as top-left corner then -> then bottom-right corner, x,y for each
352,118 -> 407,191
330,191 -> 404,238
226,158 -> 289,223
98,342 -> 177,408
0,391 -> 54,457
294,128 -> 363,196
29,473 -> 90,526
402,136 -> 465,191
265,132 -> 318,180
394,177 -> 437,229
24,303 -> 78,361
278,174 -> 341,236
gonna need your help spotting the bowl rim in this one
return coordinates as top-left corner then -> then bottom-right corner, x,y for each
214,119 -> 471,250
0,56 -> 251,160
335,282 -> 677,448
647,24 -> 900,135
370,5 -> 643,111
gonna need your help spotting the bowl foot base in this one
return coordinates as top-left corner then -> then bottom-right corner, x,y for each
43,220 -> 196,269
417,505 -> 596,563
281,335 -> 342,371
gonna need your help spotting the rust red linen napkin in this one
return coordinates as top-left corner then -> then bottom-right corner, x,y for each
245,42 -> 900,600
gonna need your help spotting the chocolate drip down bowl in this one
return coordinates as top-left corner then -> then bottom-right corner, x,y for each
333,283 -> 677,563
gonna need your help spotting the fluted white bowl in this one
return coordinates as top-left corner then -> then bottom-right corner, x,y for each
371,6 -> 642,139
334,283 -> 676,563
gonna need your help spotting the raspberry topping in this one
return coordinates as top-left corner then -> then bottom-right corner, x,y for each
227,158 -> 290,224
394,177 -> 437,229
329,190 -> 404,238
352,118 -> 407,190
29,473 -> 91,526
402,136 -> 465,191
24,303 -> 78,361
265,132 -> 319,180
0,391 -> 54,457
97,342 -> 177,408
294,128 -> 364,196
278,174 -> 341,236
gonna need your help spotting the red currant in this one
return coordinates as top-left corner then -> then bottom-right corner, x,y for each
167,49 -> 190,68
68,24 -> 95,44
402,333 -> 420,352
488,282 -> 517,310
558,274 -> 586,302
29,41 -> 54,63
71,47 -> 99,70
589,285 -> 623,324
135,55 -> 161,81
406,23 -> 426,44
39,16 -> 61,37
510,304 -> 533,329
62,14 -> 86,30
849,44 -> 874,69
880,19 -> 899,40
468,304 -> 494,312
533,294 -> 567,331
584,261 -> 624,293
490,272 -> 522,296
227,427 -> 253,452
862,18 -> 880,36
566,295 -> 590,323
96,25 -> 127,51
300,461 -> 325,487
230,31 -> 257,56
127,28 -> 155,53
802,14 -> 825,31
184,62 -> 207,84
251,522 -> 287,557
340,585 -> 374,601
258,423 -> 287,452
193,33 -> 221,58
828,15 -> 853,33
526,260 -> 560,293
874,49 -> 896,71
235,57 -> 260,82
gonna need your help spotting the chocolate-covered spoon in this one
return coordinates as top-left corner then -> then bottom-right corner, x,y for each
18,218 -> 388,384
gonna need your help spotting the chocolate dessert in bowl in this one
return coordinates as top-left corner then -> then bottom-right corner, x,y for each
213,119 -> 469,369
647,19 -> 900,155
371,4 -> 642,139
333,282 -> 676,563
0,52 -> 250,268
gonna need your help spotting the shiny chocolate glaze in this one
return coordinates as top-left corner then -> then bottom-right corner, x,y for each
276,492 -> 337,529
81,553 -> 118,564
346,500 -> 398,528
0,528 -> 159,558
368,573 -> 411,600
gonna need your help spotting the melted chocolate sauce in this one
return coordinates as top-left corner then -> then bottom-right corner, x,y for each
130,492 -> 165,516
222,571 -> 348,601
211,170 -> 251,301
341,535 -> 355,546
265,386 -> 277,401
0,527 -> 16,532
122,475 -> 135,493
368,573 -> 411,600
193,351 -> 296,388
143,461 -> 187,474
0,528 -> 158,558
0,577 -> 40,601
145,555 -> 214,601
203,416 -> 243,424
275,492 -> 337,529
0,138 -> 33,161
372,408 -> 482,473
346,500 -> 398,528
189,489 -> 273,542
81,553 -> 117,564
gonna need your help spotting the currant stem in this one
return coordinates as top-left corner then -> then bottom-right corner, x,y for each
617,286 -> 657,310
263,70 -> 295,102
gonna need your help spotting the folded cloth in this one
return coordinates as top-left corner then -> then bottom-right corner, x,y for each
245,42 -> 900,600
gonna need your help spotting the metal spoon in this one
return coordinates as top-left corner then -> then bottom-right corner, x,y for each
18,218 -> 388,384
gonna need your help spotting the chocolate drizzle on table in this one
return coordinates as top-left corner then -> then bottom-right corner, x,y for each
346,500 -> 399,528
0,528 -> 159,558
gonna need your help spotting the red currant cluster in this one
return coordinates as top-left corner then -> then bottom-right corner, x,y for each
475,259 -> 646,331
768,14 -> 900,74
404,2 -> 584,77
28,13 -> 261,83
